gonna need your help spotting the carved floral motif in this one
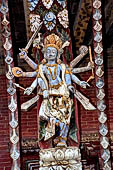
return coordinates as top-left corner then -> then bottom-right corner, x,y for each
40,147 -> 82,170
97,100 -> 106,111
101,150 -> 110,163
95,55 -> 103,65
8,96 -> 17,112
0,1 -> 8,14
10,145 -> 20,161
100,137 -> 109,149
5,51 -> 13,65
99,124 -> 108,136
93,9 -> 102,20
57,0 -> 66,8
9,112 -> 18,129
27,0 -> 39,11
97,89 -> 105,100
96,66 -> 104,77
94,43 -> 103,54
3,37 -> 12,50
93,0 -> 101,9
98,112 -> 107,124
42,0 -> 54,9
43,12 -> 56,31
29,14 -> 41,32
10,129 -> 19,144
57,9 -> 69,28
2,15 -> 9,26
96,78 -> 104,88
94,32 -> 102,42
93,21 -> 102,32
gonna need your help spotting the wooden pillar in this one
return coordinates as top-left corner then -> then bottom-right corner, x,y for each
93,0 -> 111,169
0,0 -> 21,169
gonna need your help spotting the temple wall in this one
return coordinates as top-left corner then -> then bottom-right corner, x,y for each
0,75 -> 12,169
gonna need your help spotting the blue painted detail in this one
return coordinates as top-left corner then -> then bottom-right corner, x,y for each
57,0 -> 66,8
27,0 -> 39,11
43,12 -> 56,31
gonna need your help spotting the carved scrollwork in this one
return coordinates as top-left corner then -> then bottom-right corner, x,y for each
93,21 -> 102,32
100,137 -> 109,149
98,112 -> 107,124
97,89 -> 105,100
39,147 -> 82,169
9,112 -> 18,129
10,129 -> 19,144
42,0 -> 54,9
93,9 -> 102,20
10,145 -> 20,161
99,124 -> 108,136
93,0 -> 101,9
8,96 -> 17,112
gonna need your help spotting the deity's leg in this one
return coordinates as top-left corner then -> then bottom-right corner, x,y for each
55,120 -> 69,147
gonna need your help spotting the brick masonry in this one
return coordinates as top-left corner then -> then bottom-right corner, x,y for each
0,75 -> 12,170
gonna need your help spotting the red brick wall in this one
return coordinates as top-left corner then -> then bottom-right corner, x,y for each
18,77 -> 38,139
0,75 -> 12,170
18,78 -> 39,169
77,71 -> 99,140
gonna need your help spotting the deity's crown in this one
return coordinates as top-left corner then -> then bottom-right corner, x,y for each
44,33 -> 62,51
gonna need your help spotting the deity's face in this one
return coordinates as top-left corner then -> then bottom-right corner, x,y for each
45,47 -> 58,61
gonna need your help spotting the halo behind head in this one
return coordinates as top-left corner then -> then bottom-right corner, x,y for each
44,34 -> 62,51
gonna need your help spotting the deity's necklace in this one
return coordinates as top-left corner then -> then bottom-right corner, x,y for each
46,64 -> 57,80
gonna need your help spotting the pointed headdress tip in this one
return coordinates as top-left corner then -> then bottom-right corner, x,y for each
44,33 -> 62,51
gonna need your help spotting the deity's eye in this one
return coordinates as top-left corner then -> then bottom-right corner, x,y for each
52,50 -> 56,54
46,47 -> 57,57
46,49 -> 50,53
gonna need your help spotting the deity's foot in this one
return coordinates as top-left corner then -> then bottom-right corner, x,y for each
54,137 -> 67,147
56,142 -> 67,147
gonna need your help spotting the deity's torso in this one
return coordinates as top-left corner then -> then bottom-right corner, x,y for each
42,64 -> 62,87
37,62 -> 71,97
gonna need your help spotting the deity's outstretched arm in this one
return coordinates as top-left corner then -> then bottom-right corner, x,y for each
18,22 -> 42,70
12,67 -> 37,78
72,61 -> 94,74
31,78 -> 38,90
24,73 -> 48,98
19,49 -> 38,70
22,71 -> 37,77
70,74 -> 96,110
24,77 -> 38,95
70,46 -> 88,68
71,74 -> 90,88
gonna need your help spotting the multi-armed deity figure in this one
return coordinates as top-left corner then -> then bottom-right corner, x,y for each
13,33 -> 95,149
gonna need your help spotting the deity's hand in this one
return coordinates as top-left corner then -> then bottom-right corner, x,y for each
12,67 -> 23,77
79,45 -> 88,55
43,90 -> 49,98
80,81 -> 90,88
87,61 -> 94,69
68,85 -> 75,93
24,87 -> 33,95
19,48 -> 28,59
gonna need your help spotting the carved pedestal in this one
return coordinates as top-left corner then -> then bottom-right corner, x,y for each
39,147 -> 82,170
